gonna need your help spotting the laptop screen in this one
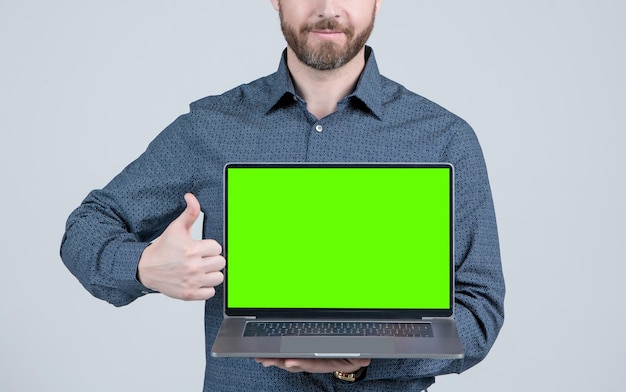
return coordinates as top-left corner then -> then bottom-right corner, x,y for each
224,163 -> 454,318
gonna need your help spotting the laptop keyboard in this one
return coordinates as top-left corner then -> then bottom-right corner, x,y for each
243,321 -> 433,337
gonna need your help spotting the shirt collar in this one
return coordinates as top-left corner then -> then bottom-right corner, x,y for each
266,46 -> 384,120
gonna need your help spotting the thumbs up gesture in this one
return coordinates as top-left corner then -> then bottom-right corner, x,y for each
137,193 -> 225,301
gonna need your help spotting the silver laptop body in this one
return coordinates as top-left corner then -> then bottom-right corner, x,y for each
211,163 -> 464,359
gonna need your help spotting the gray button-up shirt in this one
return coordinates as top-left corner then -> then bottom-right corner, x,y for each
61,47 -> 505,391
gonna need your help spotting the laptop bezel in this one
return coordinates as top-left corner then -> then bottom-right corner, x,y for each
222,162 -> 455,319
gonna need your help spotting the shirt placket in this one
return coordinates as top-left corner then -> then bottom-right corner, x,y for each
303,100 -> 349,162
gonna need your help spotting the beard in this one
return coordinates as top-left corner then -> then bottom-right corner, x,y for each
279,10 -> 375,70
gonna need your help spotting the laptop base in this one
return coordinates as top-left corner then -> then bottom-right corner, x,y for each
211,317 -> 464,359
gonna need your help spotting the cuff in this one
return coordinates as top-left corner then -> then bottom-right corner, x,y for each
113,241 -> 158,297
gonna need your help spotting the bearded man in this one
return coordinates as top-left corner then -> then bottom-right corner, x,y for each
61,1 -> 505,391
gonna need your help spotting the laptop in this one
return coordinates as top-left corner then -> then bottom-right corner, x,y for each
210,162 -> 464,359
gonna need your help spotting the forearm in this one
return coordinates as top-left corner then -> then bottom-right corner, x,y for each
60,191 -> 155,306
364,296 -> 504,381
60,117 -> 201,305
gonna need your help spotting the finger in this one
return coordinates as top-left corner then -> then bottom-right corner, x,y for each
200,271 -> 224,289
255,358 -> 281,368
254,358 -> 370,373
345,358 -> 371,371
283,359 -> 317,372
171,193 -> 201,234
180,263 -> 223,288
183,239 -> 222,260
282,358 -> 371,373
201,255 -> 226,272
180,286 -> 217,301
283,359 -> 306,372
198,239 -> 223,257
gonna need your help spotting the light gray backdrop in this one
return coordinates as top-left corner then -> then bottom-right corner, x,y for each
1,1 -> 624,391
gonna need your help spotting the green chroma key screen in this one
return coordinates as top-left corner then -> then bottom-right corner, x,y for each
225,164 -> 452,310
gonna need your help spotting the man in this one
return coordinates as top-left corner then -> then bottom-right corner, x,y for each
61,0 -> 505,391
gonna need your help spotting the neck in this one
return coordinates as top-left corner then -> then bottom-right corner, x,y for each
286,47 -> 366,119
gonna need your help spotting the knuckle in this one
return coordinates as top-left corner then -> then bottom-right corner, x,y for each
214,256 -> 226,269
211,271 -> 225,285
204,272 -> 223,287
182,262 -> 201,276
203,255 -> 225,271
184,242 -> 203,258
204,287 -> 216,299
206,239 -> 223,254
179,288 -> 197,301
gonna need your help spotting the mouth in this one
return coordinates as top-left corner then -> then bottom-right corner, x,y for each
303,18 -> 352,41
311,29 -> 345,40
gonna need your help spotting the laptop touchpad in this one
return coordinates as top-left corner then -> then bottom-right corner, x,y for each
281,337 -> 395,355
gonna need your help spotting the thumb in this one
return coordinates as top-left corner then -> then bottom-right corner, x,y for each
172,193 -> 201,233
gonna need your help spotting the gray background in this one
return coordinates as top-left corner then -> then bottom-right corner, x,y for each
1,1 -> 624,390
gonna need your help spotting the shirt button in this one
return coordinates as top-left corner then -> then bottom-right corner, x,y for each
315,125 -> 323,133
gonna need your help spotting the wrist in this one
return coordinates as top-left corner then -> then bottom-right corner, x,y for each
136,243 -> 154,286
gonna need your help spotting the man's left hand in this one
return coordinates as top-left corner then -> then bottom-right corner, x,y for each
255,358 -> 371,373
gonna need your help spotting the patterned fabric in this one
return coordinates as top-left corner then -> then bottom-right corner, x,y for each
61,47 -> 505,391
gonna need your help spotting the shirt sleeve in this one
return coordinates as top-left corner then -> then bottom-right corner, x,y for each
60,115 -> 199,307
363,119 -> 506,384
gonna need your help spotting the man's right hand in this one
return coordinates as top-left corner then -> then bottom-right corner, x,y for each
137,193 -> 225,301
